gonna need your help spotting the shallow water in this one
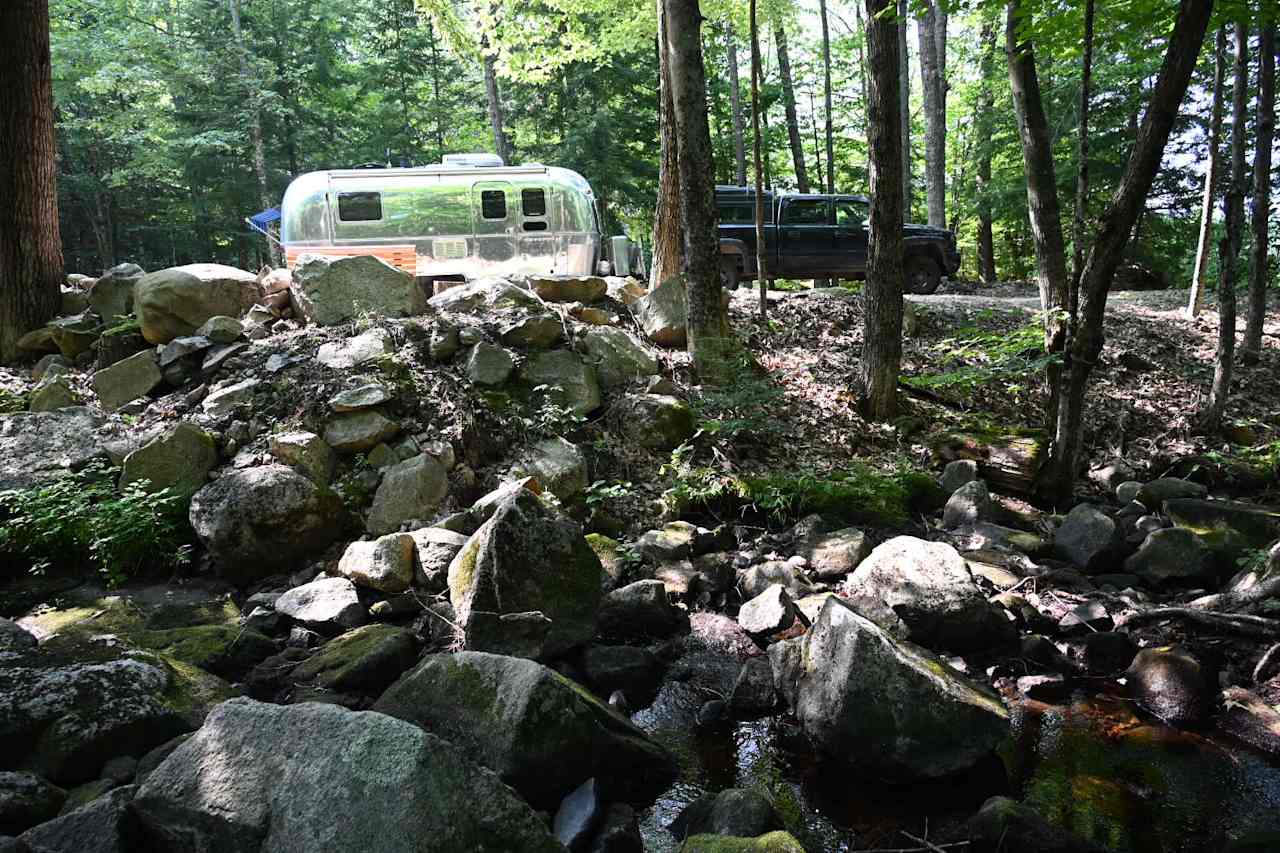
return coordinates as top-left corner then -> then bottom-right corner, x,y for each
634,681 -> 1280,852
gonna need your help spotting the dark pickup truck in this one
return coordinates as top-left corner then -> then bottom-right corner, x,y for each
715,186 -> 961,294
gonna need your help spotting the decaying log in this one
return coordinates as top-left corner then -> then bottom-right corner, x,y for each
931,430 -> 1047,497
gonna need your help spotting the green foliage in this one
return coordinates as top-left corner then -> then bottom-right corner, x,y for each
0,389 -> 26,414
1236,547 -> 1271,576
101,316 -> 142,337
690,371 -> 785,444
905,318 -> 1058,401
0,464 -> 191,587
584,479 -> 632,509
526,387 -> 587,437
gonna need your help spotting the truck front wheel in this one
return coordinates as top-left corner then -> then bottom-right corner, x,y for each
903,255 -> 942,294
719,256 -> 742,291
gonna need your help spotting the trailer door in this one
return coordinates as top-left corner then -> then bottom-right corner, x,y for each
472,181 -> 517,276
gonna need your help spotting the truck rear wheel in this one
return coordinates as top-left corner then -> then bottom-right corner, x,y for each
904,255 -> 942,294
719,256 -> 742,291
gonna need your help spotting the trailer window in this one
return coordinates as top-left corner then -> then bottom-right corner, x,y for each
480,189 -> 507,220
521,188 -> 547,217
337,191 -> 382,222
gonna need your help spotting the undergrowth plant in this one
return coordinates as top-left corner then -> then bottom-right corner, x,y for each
0,463 -> 191,587
904,318 -> 1059,401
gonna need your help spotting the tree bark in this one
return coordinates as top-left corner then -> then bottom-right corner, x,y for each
1187,27 -> 1227,318
1039,0 -> 1214,504
480,3 -> 513,165
1242,23 -> 1275,361
917,0 -> 947,228
0,0 -> 63,362
726,25 -> 747,187
861,0 -> 905,420
775,22 -> 810,192
975,18 -> 998,283
750,0 -> 768,316
898,0 -> 912,215
1071,0 -> 1095,293
1199,19 -> 1249,433
652,0 -> 685,287
819,0 -> 835,193
664,0 -> 733,382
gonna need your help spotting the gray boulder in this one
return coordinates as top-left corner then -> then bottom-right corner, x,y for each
448,490 -> 602,659
18,784 -> 137,853
611,393 -> 694,450
510,437 -> 588,499
940,459 -> 979,495
315,327 -> 392,369
579,328 -> 659,389
0,772 -> 66,836
335,534 -> 416,593
521,349 -> 602,416
91,350 -> 160,413
373,652 -> 676,808
193,316 -> 243,344
119,422 -> 216,499
287,624 -> 418,697
671,788 -> 780,842
1135,477 -> 1208,508
465,342 -> 515,386
840,536 -> 1000,651
500,313 -> 563,349
1124,527 -> 1217,587
529,275 -> 608,304
942,480 -> 992,529
87,263 -> 143,321
428,277 -> 543,314
0,409 -> 116,490
736,584 -> 797,637
1053,503 -> 1120,572
800,526 -> 871,579
274,577 -> 367,634
134,264 -> 261,344
200,377 -> 258,418
323,410 -> 399,453
632,275 -> 687,347
130,698 -> 564,852
407,527 -> 468,591
597,580 -> 688,640
793,597 -> 1009,779
329,383 -> 393,412
268,431 -> 335,484
292,254 -> 426,326
188,465 -> 345,584
366,453 -> 449,535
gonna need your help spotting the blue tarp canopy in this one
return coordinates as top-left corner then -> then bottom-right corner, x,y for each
249,207 -> 281,229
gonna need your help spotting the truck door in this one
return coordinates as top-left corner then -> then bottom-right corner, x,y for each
472,181 -> 516,275
832,199 -> 870,277
777,197 -> 831,277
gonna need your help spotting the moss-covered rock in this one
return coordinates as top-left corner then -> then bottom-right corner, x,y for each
1164,498 -> 1280,561
137,624 -> 275,680
678,831 -> 807,852
290,624 -> 418,697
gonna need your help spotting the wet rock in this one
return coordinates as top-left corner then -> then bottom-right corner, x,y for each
134,264 -> 261,344
0,773 -> 66,836
1124,527 -> 1217,587
273,577 -> 367,635
736,585 -> 797,637
373,652 -> 676,808
840,536 -> 1003,652
336,533 -> 416,593
119,422 -> 216,499
586,802 -> 642,853
521,349 -> 602,416
18,784 -> 137,853
1136,477 -> 1208,508
511,437 -> 588,500
1054,504 -> 1120,572
289,624 -> 418,697
967,796 -> 1110,853
189,465 -> 344,584
91,350 -> 160,412
579,328 -> 659,389
943,479 -> 993,529
407,527 -> 468,591
632,274 -> 687,347
793,597 -> 1009,779
449,490 -> 601,659
268,430 -> 335,484
553,777 -> 603,851
1125,645 -> 1214,727
465,342 -> 515,386
1220,687 -> 1280,756
597,580 -> 689,640
367,452 -> 449,535
130,698 -> 563,852
728,657 -> 777,717
292,254 -> 426,326
579,645 -> 666,709
940,459 -> 979,495
671,788 -> 780,841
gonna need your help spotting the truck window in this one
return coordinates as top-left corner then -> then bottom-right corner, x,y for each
835,200 -> 869,227
480,189 -> 507,220
337,191 -> 382,222
521,188 -> 547,217
716,201 -> 773,224
782,199 -> 829,226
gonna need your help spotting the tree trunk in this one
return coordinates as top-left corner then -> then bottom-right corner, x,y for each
727,25 -> 747,187
0,0 -> 63,362
1187,27 -> 1226,318
651,0 -> 685,287
976,18 -> 998,283
229,0 -> 278,265
854,3 -> 871,179
819,0 -> 835,193
898,0 -> 912,215
1199,19 -> 1249,433
428,20 -> 446,162
917,0 -> 946,228
751,0 -> 768,316
664,0 -> 733,382
1242,23 -> 1275,361
861,0 -> 905,420
483,56 -> 513,163
1071,0 -> 1095,292
775,22 -> 810,193
1039,0 -> 1214,504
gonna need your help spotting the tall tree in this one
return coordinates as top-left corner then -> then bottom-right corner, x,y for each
917,0 -> 947,228
726,24 -> 748,186
1242,22 -> 1275,361
819,0 -> 835,193
664,0 -> 732,381
651,0 -> 685,286
1186,27 -> 1227,318
774,21 -> 810,192
1071,0 -> 1095,291
750,0 -> 768,316
861,0 -> 905,419
228,0 -> 277,265
897,0 -> 912,213
1040,0 -> 1214,503
0,0 -> 63,362
1199,19 -> 1248,432
975,17 -> 998,283
481,2 -> 514,163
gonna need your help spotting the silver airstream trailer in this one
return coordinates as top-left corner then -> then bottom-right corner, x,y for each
277,154 -> 639,282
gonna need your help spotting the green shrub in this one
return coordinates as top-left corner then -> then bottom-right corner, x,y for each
904,318 -> 1058,400
0,463 -> 192,586
0,389 -> 25,414
690,372 -> 785,443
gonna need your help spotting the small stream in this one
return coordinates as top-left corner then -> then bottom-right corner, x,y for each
633,680 -> 1280,852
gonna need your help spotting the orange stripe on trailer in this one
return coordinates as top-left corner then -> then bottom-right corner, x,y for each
285,245 -> 417,275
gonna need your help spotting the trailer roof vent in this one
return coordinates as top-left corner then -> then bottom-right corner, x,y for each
442,153 -> 505,168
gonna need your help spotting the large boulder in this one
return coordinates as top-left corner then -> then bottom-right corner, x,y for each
448,490 -> 602,659
91,350 -> 161,413
188,465 -> 345,584
1053,503 -> 1121,572
274,577 -> 367,634
373,652 -> 676,808
134,264 -> 261,344
130,698 -> 565,852
632,275 -> 687,347
793,597 -> 1009,779
1164,498 -> 1280,561
1123,527 -> 1217,587
87,264 -> 143,322
611,394 -> 695,451
0,408 -> 117,490
521,349 -> 602,416
366,452 -> 449,536
579,328 -> 659,389
292,254 -> 427,326
119,422 -> 216,499
840,536 -> 1003,652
